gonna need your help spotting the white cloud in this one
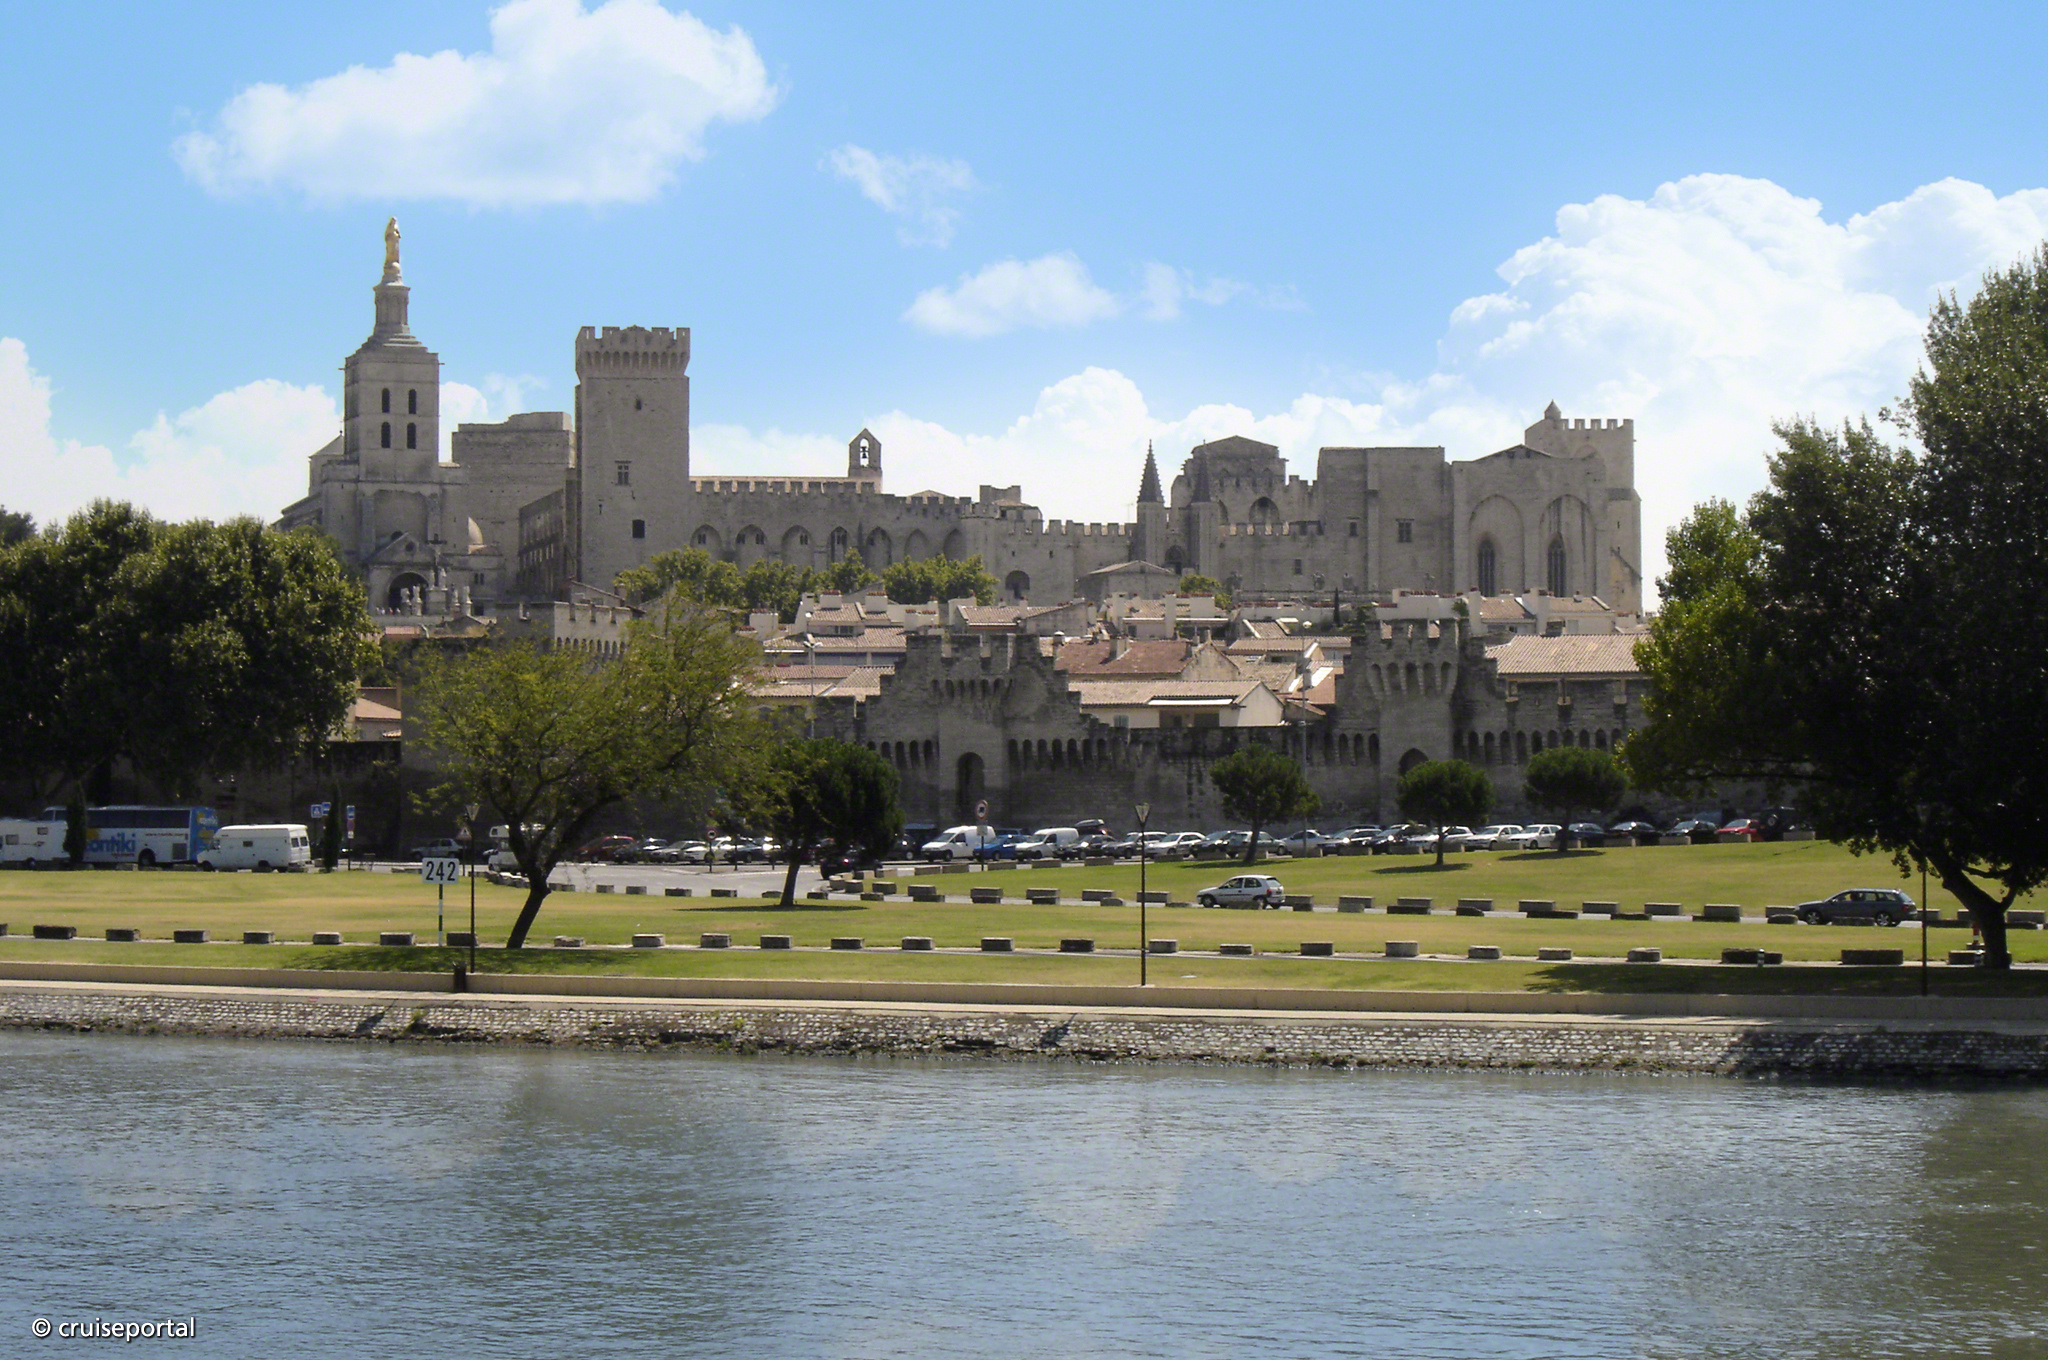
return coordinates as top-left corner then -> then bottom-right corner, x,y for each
1140,263 -> 1302,321
0,339 -> 339,525
174,0 -> 779,207
904,253 -> 1122,337
826,145 -> 977,247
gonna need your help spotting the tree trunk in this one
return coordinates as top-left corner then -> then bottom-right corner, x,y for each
1243,819 -> 1261,865
506,858 -> 557,950
1434,826 -> 1445,869
780,848 -> 804,908
1940,864 -> 2011,970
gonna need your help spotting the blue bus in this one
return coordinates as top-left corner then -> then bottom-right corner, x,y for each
38,805 -> 222,866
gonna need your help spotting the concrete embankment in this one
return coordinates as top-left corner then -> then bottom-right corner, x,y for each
5,979 -> 2048,1079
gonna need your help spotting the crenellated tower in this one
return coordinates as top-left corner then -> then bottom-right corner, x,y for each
574,325 -> 691,592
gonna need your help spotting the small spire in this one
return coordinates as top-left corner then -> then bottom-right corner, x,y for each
1137,440 -> 1162,505
1543,399 -> 1562,421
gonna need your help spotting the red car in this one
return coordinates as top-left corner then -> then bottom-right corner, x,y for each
575,834 -> 639,862
1717,818 -> 1766,841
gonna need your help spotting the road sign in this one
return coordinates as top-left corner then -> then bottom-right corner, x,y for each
310,801 -> 330,818
975,799 -> 989,820
420,856 -> 462,885
345,807 -> 355,839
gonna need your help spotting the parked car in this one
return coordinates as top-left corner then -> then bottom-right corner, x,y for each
1668,818 -> 1721,845
1195,874 -> 1287,909
972,831 -> 1029,862
674,840 -> 711,864
1200,830 -> 1285,858
1013,827 -> 1081,860
921,825 -> 1000,862
1566,823 -> 1609,848
1411,826 -> 1476,854
203,824 -> 313,873
1795,888 -> 1916,926
1606,820 -> 1660,846
1371,826 -> 1431,854
818,842 -> 884,876
1330,826 -> 1382,849
574,834 -> 638,863
1466,825 -> 1523,852
1717,818 -> 1766,842
1277,829 -> 1335,856
1061,832 -> 1119,860
1504,824 -> 1562,851
1152,832 -> 1210,854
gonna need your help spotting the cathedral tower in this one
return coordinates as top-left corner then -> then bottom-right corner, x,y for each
343,218 -> 440,484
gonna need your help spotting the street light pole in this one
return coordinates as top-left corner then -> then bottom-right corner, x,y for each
1135,802 -> 1151,987
465,800 -> 480,978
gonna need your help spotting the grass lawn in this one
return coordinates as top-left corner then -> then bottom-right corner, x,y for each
0,840 -> 2039,996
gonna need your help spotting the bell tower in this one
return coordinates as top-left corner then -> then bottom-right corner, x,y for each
342,218 -> 440,485
847,428 -> 882,484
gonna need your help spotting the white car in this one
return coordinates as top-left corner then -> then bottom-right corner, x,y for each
1153,832 -> 1209,854
1278,829 -> 1333,855
1412,826 -> 1475,853
1195,874 -> 1286,909
1467,825 -> 1523,851
920,825 -> 1000,862
1505,824 -> 1562,851
1013,827 -> 1081,860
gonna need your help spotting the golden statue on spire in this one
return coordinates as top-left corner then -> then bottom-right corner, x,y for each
382,217 -> 402,279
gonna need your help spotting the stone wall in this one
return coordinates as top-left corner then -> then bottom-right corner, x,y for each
6,986 -> 2046,1079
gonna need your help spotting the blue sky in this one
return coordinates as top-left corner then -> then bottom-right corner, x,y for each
7,0 -> 2048,595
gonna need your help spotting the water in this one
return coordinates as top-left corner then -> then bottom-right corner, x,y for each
3,1033 -> 2046,1359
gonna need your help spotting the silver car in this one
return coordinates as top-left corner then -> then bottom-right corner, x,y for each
1196,875 -> 1286,909
1794,888 -> 1916,926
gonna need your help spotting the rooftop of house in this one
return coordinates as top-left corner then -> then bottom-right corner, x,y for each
1484,633 -> 1642,677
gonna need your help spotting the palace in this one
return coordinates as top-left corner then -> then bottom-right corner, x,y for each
278,227 -> 1643,618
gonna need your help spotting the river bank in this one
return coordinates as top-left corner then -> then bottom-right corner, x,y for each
7,980 -> 2048,1079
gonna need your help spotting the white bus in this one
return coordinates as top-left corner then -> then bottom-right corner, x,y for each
37,805 -> 222,867
0,818 -> 61,868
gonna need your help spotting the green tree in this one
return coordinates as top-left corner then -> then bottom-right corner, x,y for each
1396,759 -> 1493,867
63,789 -> 87,868
409,606 -> 768,949
751,738 -> 903,906
1177,572 -> 1231,609
318,787 -> 344,871
0,506 -> 34,547
1626,248 -> 2048,967
1523,747 -> 1627,852
879,554 -> 997,606
614,547 -> 744,608
1208,744 -> 1319,863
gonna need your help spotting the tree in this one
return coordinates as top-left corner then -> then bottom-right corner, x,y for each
1178,573 -> 1231,609
1208,745 -> 1319,863
1523,747 -> 1627,852
319,787 -> 344,871
409,604 -> 768,949
0,506 -> 34,547
751,738 -> 903,906
1626,247 -> 2048,967
879,554 -> 997,606
1396,759 -> 1493,867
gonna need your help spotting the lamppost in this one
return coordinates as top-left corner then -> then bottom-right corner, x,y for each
464,800 -> 480,978
1135,802 -> 1151,986
804,638 -> 818,739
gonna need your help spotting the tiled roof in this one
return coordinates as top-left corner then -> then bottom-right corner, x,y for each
1477,595 -> 1531,621
1485,634 -> 1642,676
1068,678 -> 1265,706
353,696 -> 402,722
1053,639 -> 1192,675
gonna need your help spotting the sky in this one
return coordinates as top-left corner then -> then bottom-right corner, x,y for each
7,0 -> 2048,599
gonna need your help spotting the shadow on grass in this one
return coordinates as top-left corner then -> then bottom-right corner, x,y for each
1500,850 -> 1607,864
670,902 -> 866,914
277,946 -> 672,975
1526,962 -> 2048,997
1372,862 -> 1474,876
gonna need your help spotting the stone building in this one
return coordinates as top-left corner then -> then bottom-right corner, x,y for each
282,228 -> 1641,619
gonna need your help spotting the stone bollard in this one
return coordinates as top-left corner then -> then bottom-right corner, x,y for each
1697,904 -> 1742,923
1518,900 -> 1555,915
1084,856 -> 1116,868
1385,940 -> 1420,958
625,885 -> 647,896
1059,938 -> 1095,953
595,884 -> 615,894
1841,948 -> 1906,966
1626,947 -> 1663,964
1337,896 -> 1371,913
105,928 -> 139,942
699,932 -> 731,949
1765,908 -> 1799,925
1284,894 -> 1314,910
242,930 -> 275,945
908,884 -> 943,903
1644,902 -> 1683,917
710,888 -> 739,899
1030,860 -> 1063,871
805,889 -> 832,901
759,934 -> 792,950
830,937 -> 863,950
869,882 -> 898,896
860,891 -> 886,902
1537,947 -> 1574,961
1721,947 -> 1782,965
553,936 -> 585,949
1949,948 -> 1984,966
1026,888 -> 1061,905
980,937 -> 1014,952
1081,889 -> 1114,903
1581,902 -> 1619,916
1458,899 -> 1494,914
664,887 -> 689,897
1300,941 -> 1335,957
1218,943 -> 1254,956
1148,939 -> 1179,954
901,936 -> 935,951
31,924 -> 77,940
376,931 -> 412,947
1101,896 -> 1127,906
313,931 -> 343,946
553,883 -> 575,893
1454,904 -> 1488,917
1137,891 -> 1170,904
630,933 -> 664,949
1467,945 -> 1502,961
1390,898 -> 1433,915
969,887 -> 1004,905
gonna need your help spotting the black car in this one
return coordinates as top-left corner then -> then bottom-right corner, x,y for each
1061,832 -> 1119,860
1607,820 -> 1660,846
1566,822 -> 1608,848
1794,889 -> 1916,926
1668,818 -> 1720,845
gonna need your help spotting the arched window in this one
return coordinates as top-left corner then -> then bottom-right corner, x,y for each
1547,536 -> 1567,596
1477,538 -> 1498,597
381,389 -> 391,414
380,422 -> 391,449
407,389 -> 418,415
828,527 -> 850,564
405,423 -> 416,450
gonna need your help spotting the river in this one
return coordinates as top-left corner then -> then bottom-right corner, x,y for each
2,1032 -> 2043,1358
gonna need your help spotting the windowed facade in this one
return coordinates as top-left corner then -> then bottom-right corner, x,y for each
615,462 -> 631,487
381,389 -> 391,414
407,389 -> 417,415
405,423 -> 416,450
380,422 -> 391,449
631,519 -> 646,540
1396,519 -> 1413,544
1477,538 -> 1497,597
1546,537 -> 1567,596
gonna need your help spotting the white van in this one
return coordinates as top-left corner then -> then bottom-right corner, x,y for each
0,819 -> 60,869
919,825 -> 998,862
1012,827 -> 1080,860
200,824 -> 313,872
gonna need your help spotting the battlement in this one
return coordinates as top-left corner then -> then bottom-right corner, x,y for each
1570,418 -> 1633,431
575,325 -> 690,372
692,477 -> 877,496
1039,521 -> 1130,538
